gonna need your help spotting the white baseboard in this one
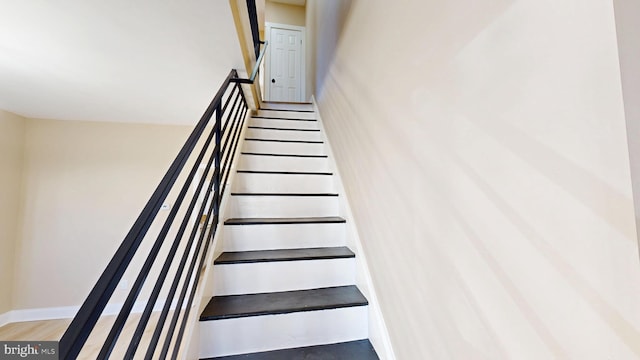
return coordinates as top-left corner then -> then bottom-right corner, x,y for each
0,299 -> 178,328
0,311 -> 12,328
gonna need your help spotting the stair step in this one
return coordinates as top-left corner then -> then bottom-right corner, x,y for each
242,138 -> 325,155
224,216 -> 346,225
245,128 -> 321,141
245,138 -> 323,144
199,306 -> 367,358
241,152 -> 328,158
214,247 -> 354,264
228,193 -> 338,220
262,100 -> 313,103
231,192 -> 338,197
222,217 -> 347,251
249,117 -> 319,130
251,116 -> 317,121
200,286 -> 368,321
203,339 -> 379,360
238,153 -> 329,173
211,248 -> 355,295
258,108 -> 315,113
236,170 -> 332,175
255,109 -> 316,120
233,171 -> 335,193
260,101 -> 314,112
248,126 -> 320,132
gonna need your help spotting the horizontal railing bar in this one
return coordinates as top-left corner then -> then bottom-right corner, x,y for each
222,105 -> 248,196
96,114 -> 221,359
124,141 -> 221,359
221,104 -> 246,180
171,210 -> 218,360
221,84 -> 239,116
170,208 -> 218,359
144,136 -> 224,358
158,177 -> 221,359
222,89 -> 242,139
59,69 -> 238,360
221,98 -> 244,159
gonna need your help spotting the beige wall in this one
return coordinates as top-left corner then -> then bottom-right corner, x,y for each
613,0 -> 640,250
309,0 -> 640,358
305,0 -> 351,100
265,1 -> 305,27
304,3 -> 315,101
13,118 -> 191,309
0,110 -> 26,315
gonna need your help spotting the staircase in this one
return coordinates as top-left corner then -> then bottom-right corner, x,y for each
198,102 -> 379,359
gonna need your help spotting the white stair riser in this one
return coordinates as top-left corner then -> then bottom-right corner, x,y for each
238,155 -> 329,172
222,223 -> 346,251
199,307 -> 368,358
228,196 -> 339,218
260,103 -> 314,111
242,140 -> 325,155
246,128 -> 322,141
212,258 -> 355,295
255,110 -> 316,120
233,173 -> 334,193
250,118 -> 319,130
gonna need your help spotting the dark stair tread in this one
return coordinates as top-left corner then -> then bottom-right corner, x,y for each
258,108 -> 315,113
248,126 -> 320,132
230,192 -> 338,197
202,339 -> 379,360
224,216 -> 346,225
236,170 -> 333,175
251,116 -> 317,122
199,286 -> 368,321
241,152 -> 328,158
261,101 -> 313,105
245,138 -> 323,144
214,247 -> 355,264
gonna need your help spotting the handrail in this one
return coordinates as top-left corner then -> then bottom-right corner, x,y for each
231,40 -> 268,84
246,0 -> 263,59
58,68 -> 249,359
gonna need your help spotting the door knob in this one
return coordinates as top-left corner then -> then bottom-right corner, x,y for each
271,79 -> 275,83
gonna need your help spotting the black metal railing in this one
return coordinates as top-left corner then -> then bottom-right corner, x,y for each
59,41 -> 269,360
246,0 -> 264,59
58,69 -> 245,359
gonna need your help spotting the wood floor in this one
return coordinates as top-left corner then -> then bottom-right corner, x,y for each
0,313 -> 177,359
0,318 -> 70,341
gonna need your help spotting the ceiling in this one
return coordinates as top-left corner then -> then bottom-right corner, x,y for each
0,1 -> 245,125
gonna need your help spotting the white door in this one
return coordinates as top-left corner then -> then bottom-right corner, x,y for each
268,26 -> 302,102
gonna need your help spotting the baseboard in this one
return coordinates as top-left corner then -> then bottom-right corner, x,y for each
0,311 -> 11,328
311,96 -> 396,360
0,299 -> 178,328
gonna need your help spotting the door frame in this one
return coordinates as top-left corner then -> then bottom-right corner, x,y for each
264,22 -> 306,102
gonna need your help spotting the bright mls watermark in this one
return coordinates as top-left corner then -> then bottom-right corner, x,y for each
0,342 -> 57,359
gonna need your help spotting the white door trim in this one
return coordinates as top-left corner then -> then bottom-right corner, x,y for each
264,22 -> 306,102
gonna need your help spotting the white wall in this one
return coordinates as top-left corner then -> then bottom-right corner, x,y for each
613,0 -> 640,250
305,0 -> 352,102
12,118 -> 192,310
0,110 -> 26,315
308,0 -> 640,358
